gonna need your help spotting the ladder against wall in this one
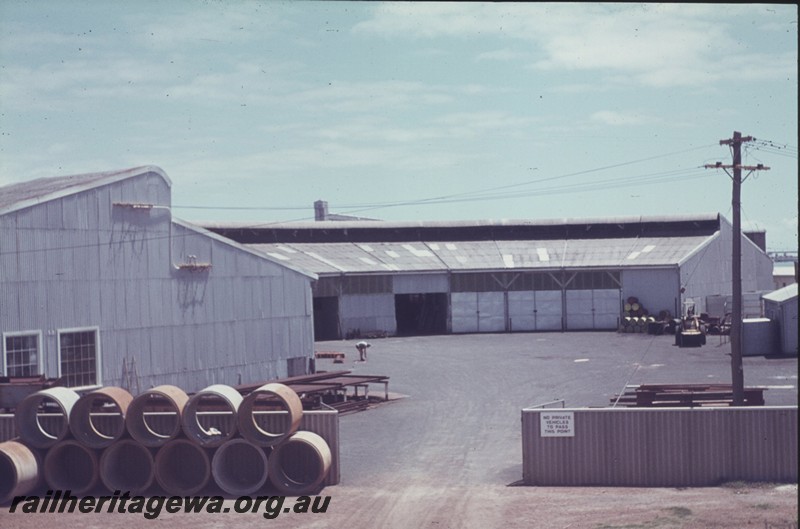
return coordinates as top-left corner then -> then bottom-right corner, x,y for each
121,357 -> 141,395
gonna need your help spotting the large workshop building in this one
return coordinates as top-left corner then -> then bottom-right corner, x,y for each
0,167 -> 316,391
205,214 -> 774,340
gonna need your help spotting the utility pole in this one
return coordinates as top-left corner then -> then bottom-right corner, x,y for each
704,131 -> 769,406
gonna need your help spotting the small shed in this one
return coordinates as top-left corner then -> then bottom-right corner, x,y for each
762,284 -> 798,356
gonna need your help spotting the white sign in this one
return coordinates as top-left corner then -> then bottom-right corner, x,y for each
540,411 -> 575,437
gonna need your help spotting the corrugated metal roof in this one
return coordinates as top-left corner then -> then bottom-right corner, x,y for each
763,283 -> 798,303
204,213 -> 723,245
0,167 -> 316,279
247,235 -> 711,275
203,213 -> 721,231
174,218 -> 317,280
0,166 -> 170,215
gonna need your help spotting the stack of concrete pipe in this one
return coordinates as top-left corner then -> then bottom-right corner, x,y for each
0,382 -> 332,504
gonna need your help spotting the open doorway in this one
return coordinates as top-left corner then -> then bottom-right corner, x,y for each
313,296 -> 340,341
394,293 -> 448,335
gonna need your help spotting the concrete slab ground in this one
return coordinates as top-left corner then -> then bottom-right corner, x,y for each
2,332 -> 796,528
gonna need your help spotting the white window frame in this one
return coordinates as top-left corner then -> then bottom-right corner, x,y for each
2,330 -> 43,377
57,326 -> 102,390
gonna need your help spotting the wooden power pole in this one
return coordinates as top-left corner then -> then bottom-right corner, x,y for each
704,131 -> 769,405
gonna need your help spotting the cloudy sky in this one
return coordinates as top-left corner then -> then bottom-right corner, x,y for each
1,2 -> 797,249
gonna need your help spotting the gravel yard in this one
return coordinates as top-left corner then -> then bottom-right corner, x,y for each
2,332 -> 797,528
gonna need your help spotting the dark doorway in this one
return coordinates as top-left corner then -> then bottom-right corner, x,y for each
313,296 -> 340,341
395,293 -> 448,335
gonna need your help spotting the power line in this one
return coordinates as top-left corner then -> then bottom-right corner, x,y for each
703,131 -> 770,406
0,144 -> 757,254
332,167 -> 712,217
171,144 -> 719,213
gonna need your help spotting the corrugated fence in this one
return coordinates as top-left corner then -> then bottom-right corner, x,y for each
522,406 -> 797,486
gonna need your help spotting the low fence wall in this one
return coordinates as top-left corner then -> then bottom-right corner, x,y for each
0,409 -> 340,487
521,406 -> 797,486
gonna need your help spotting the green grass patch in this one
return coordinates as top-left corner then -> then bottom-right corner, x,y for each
663,506 -> 692,518
595,508 -> 693,529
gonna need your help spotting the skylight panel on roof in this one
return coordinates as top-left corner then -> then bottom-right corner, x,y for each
359,257 -> 378,265
402,244 -> 434,257
306,251 -> 344,271
276,245 -> 297,254
642,245 -> 656,253
536,248 -> 550,262
503,254 -> 515,268
446,243 -> 458,251
267,252 -> 290,261
358,244 -> 374,252
385,250 -> 400,258
627,251 -> 641,260
428,243 -> 440,250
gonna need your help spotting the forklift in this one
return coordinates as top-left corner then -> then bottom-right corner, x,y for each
675,299 -> 706,347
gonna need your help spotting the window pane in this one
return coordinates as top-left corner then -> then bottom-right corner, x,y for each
60,330 -> 97,387
5,334 -> 39,377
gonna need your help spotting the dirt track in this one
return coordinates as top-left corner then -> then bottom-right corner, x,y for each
2,332 -> 797,528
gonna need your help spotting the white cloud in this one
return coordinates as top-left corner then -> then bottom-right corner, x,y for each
130,7 -> 264,50
476,49 -> 526,62
355,3 -> 797,88
312,110 -> 537,145
590,110 -> 656,127
286,80 -> 455,113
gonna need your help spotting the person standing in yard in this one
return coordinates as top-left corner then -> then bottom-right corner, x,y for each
355,341 -> 371,361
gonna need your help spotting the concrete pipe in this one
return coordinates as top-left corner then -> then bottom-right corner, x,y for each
0,440 -> 40,504
69,386 -> 133,449
211,439 -> 269,496
154,438 -> 211,496
182,384 -> 243,447
15,387 -> 81,449
268,431 -> 331,495
238,383 -> 303,447
99,439 -> 155,495
126,385 -> 189,447
44,440 -> 99,495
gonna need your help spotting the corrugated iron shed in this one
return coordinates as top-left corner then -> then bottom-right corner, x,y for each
247,236 -> 713,276
763,283 -> 798,304
0,166 -> 171,214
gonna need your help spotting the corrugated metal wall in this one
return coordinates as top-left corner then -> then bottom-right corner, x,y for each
521,407 -> 798,486
339,294 -> 396,335
0,409 -> 340,486
393,273 -> 449,294
1,170 -> 315,392
764,297 -> 798,355
564,289 -> 620,330
621,268 -> 680,318
681,220 -> 774,314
